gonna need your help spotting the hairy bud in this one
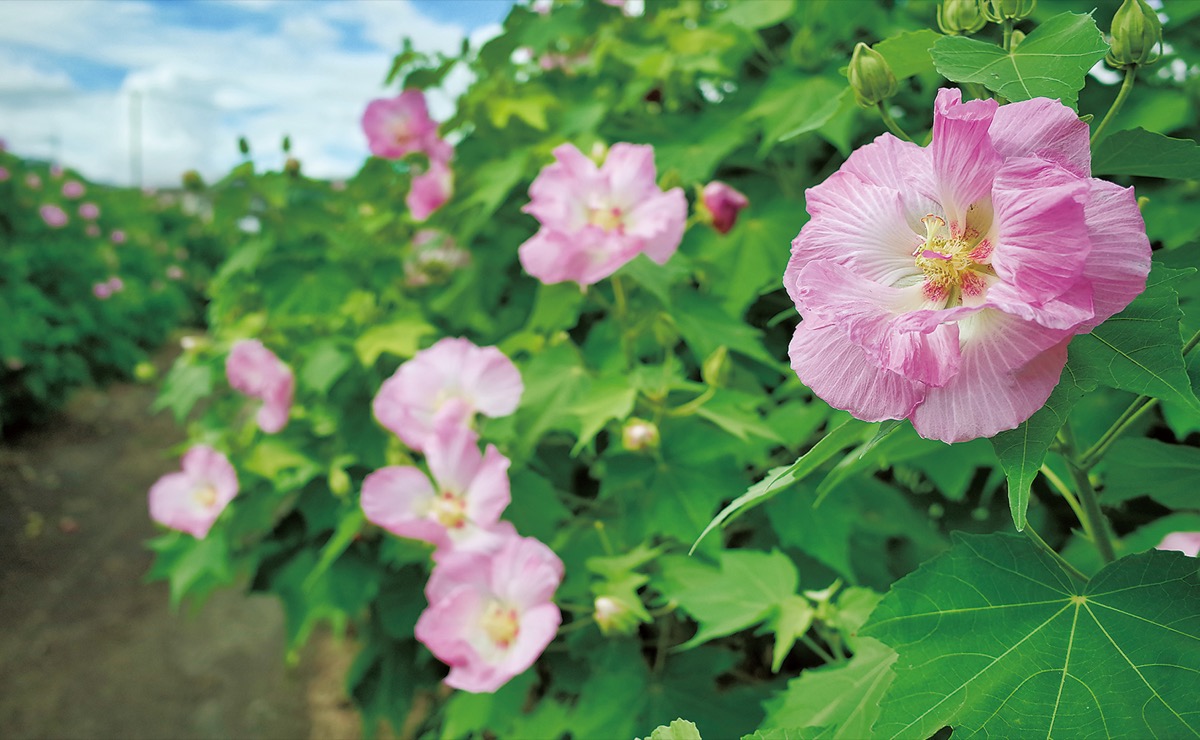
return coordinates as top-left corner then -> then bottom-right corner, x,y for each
983,0 -> 1036,21
848,43 -> 897,109
938,0 -> 986,35
1107,0 -> 1162,68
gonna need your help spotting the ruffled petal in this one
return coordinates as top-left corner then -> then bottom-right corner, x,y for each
518,228 -> 596,285
626,186 -> 687,264
909,311 -> 1071,443
601,143 -> 659,206
360,466 -> 445,549
493,602 -> 561,683
788,322 -> 926,421
931,88 -> 1002,228
990,157 -> 1092,304
792,261 -> 962,387
1079,180 -> 1152,331
523,143 -> 596,231
463,445 -> 513,526
459,345 -> 524,418
840,133 -> 939,222
988,97 -> 1091,178
490,536 -> 564,608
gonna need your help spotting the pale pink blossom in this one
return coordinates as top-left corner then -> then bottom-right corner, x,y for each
93,282 -> 112,299
405,229 -> 470,286
85,224 -> 100,237
166,265 -> 185,280
415,534 -> 563,693
1157,532 -> 1200,557
362,90 -> 440,160
531,0 -> 553,14
226,339 -> 294,433
111,230 -> 126,244
79,202 -> 100,220
702,181 -> 749,235
107,276 -> 125,293
407,156 -> 453,221
785,89 -> 1151,443
0,166 -> 9,182
40,204 -> 68,228
519,142 -> 687,286
50,164 -> 63,178
362,402 -> 514,556
148,445 -> 239,539
61,180 -> 85,198
373,337 -> 523,452
25,173 -> 41,189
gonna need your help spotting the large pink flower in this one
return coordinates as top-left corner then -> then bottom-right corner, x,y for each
1157,532 -> 1200,558
148,445 -> 239,539
415,534 -> 563,693
361,402 -> 514,557
373,337 -> 523,452
519,142 -> 687,286
40,204 -> 68,228
785,89 -> 1151,443
226,339 -> 294,434
407,156 -> 453,221
362,90 -> 440,160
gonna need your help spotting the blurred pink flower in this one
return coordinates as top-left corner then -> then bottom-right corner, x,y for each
107,276 -> 125,293
362,401 -> 514,557
405,229 -> 470,286
407,157 -> 453,221
93,282 -> 113,299
226,339 -> 294,434
531,0 -> 553,14
0,166 -> 9,182
110,230 -> 126,244
1157,532 -> 1200,557
40,204 -> 68,228
61,180 -> 85,198
25,173 -> 41,189
362,90 -> 440,160
148,445 -> 239,539
785,89 -> 1151,443
85,224 -> 100,237
79,202 -> 100,220
166,265 -> 185,280
520,142 -> 686,286
415,534 -> 563,693
373,337 -> 523,452
50,164 -> 63,178
702,181 -> 749,235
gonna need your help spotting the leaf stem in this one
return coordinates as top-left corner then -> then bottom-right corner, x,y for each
1039,464 -> 1088,534
610,275 -> 638,369
1059,425 -> 1116,563
1024,524 -> 1089,583
799,633 -> 838,664
1090,65 -> 1137,146
1079,327 -> 1200,469
875,102 -> 913,143
1002,19 -> 1014,52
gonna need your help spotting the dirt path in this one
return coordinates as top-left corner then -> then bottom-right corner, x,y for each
0,354 -> 359,739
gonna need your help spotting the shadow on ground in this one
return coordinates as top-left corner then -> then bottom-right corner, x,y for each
0,353 -> 360,739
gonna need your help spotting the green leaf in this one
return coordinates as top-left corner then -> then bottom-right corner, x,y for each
767,595 -> 815,672
722,0 -> 794,29
151,360 -> 213,423
874,29 -> 942,80
1092,128 -> 1200,179
930,12 -> 1108,108
242,439 -> 322,490
863,533 -> 1200,738
645,718 -> 704,740
760,637 -> 897,738
300,340 -> 352,394
692,419 -> 870,553
565,373 -> 637,455
353,318 -> 435,367
1101,437 -> 1200,508
696,390 -> 783,444
1071,264 -> 1200,409
990,357 -> 1099,530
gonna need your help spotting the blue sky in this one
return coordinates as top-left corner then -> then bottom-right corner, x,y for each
0,0 -> 514,186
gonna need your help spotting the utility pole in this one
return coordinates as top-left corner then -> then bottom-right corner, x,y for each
129,90 -> 143,188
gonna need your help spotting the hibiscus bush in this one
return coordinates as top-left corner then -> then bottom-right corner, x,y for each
148,0 -> 1200,737
0,150 -> 219,434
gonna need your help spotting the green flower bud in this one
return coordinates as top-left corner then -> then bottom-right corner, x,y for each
622,418 -> 660,452
938,0 -> 986,35
1107,0 -> 1162,68
593,596 -> 649,637
982,0 -> 1036,22
848,42 -> 898,109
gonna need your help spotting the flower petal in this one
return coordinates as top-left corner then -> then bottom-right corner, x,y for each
490,536 -> 565,609
523,143 -> 597,231
601,143 -> 660,206
458,344 -> 524,418
1079,179 -> 1151,331
988,97 -> 1091,178
360,466 -> 445,548
840,133 -> 939,221
931,88 -> 1002,228
626,186 -> 687,264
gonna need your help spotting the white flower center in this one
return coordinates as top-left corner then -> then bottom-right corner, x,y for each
432,491 -> 468,529
192,485 -> 218,508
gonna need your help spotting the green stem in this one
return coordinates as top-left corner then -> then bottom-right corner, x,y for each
1059,425 -> 1116,563
610,275 -> 638,369
1091,66 -> 1137,146
665,386 -> 716,418
1024,525 -> 1089,583
799,634 -> 838,664
1079,327 -> 1200,469
875,102 -> 913,143
1002,19 -> 1014,51
1039,464 -> 1088,535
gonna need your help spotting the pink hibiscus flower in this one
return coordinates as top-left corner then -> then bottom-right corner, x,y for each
362,90 -> 441,160
226,339 -> 295,434
519,142 -> 687,286
785,89 -> 1151,443
111,230 -> 127,244
373,337 -> 523,452
93,282 -> 112,300
79,202 -> 100,220
1157,532 -> 1200,558
702,180 -> 749,235
40,204 -> 68,228
407,156 -> 453,221
361,401 -> 514,557
415,534 -> 563,693
148,445 -> 239,539
62,180 -> 85,198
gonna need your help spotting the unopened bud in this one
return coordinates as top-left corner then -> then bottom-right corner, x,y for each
983,0 -> 1036,22
938,0 -> 986,35
284,157 -> 301,177
1107,0 -> 1162,68
699,181 -> 749,235
237,136 -> 251,156
701,346 -> 730,387
848,43 -> 897,109
622,418 -> 660,452
593,596 -> 645,636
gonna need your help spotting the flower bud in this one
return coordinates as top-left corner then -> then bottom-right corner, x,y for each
594,596 -> 646,636
699,181 -> 749,235
983,0 -> 1036,21
1107,0 -> 1162,68
622,418 -> 660,452
848,43 -> 897,109
284,157 -> 301,177
938,0 -> 986,35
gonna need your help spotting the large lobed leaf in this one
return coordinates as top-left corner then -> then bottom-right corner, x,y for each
863,533 -> 1200,738
1092,128 -> 1200,180
930,12 -> 1108,108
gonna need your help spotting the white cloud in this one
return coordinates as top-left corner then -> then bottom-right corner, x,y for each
0,0 -> 500,186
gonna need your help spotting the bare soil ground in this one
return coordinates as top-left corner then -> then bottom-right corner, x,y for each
0,356 -> 360,740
